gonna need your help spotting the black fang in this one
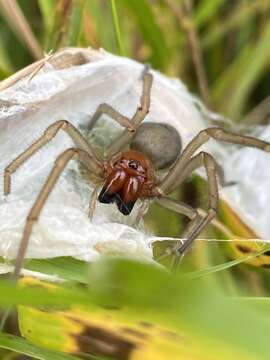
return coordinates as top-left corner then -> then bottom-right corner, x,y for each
98,186 -> 135,216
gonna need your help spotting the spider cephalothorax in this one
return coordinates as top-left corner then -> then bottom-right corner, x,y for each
98,150 -> 154,215
5,66 -> 270,278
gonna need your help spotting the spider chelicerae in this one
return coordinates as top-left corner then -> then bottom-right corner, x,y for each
4,67 -> 270,278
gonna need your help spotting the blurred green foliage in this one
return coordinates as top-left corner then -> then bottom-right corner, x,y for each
0,0 -> 269,119
1,258 -> 270,359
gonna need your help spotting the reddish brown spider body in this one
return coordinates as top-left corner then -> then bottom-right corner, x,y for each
99,150 -> 155,215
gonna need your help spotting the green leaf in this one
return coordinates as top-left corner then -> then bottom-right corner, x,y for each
14,258 -> 270,360
0,333 -> 80,360
25,257 -> 89,284
235,297 -> 270,314
0,279 -> 90,308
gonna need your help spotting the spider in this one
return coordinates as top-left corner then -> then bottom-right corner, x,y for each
4,67 -> 270,278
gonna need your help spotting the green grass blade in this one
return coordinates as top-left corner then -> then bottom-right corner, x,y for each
212,21 -> 270,117
201,1 -> 268,49
211,42 -> 252,107
0,333 -> 80,360
226,21 -> 270,117
184,244 -> 270,279
110,0 -> 125,55
0,0 -> 43,59
25,257 -> 89,284
85,0 -> 117,52
194,0 -> 226,27
122,0 -> 170,69
66,0 -> 85,46
44,0 -> 73,51
37,0 -> 54,32
0,35 -> 13,78
185,247 -> 270,279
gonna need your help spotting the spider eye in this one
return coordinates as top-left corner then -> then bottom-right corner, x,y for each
128,160 -> 138,169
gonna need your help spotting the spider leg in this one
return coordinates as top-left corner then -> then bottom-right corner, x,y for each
155,196 -> 204,270
88,186 -> 99,220
4,120 -> 102,196
134,199 -> 150,228
12,147 -> 99,280
156,196 -> 203,220
89,103 -> 136,132
105,69 -> 153,157
159,127 -> 270,194
154,151 -> 219,270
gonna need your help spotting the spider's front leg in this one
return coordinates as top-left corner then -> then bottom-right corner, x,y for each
7,147 -> 104,281
4,120 -> 101,196
105,68 -> 153,157
89,103 -> 136,132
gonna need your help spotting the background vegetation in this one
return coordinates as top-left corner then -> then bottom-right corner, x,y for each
1,0 -> 270,359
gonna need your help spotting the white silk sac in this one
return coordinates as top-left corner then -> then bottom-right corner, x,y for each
0,48 -> 269,269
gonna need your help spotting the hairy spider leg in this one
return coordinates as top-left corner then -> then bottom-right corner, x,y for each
156,127 -> 270,268
155,152 -> 218,270
159,127 -> 270,194
4,120 -> 106,279
12,148 -> 101,280
90,103 -> 136,132
4,120 -> 101,196
88,186 -> 99,220
105,70 -> 153,157
134,199 -> 150,227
